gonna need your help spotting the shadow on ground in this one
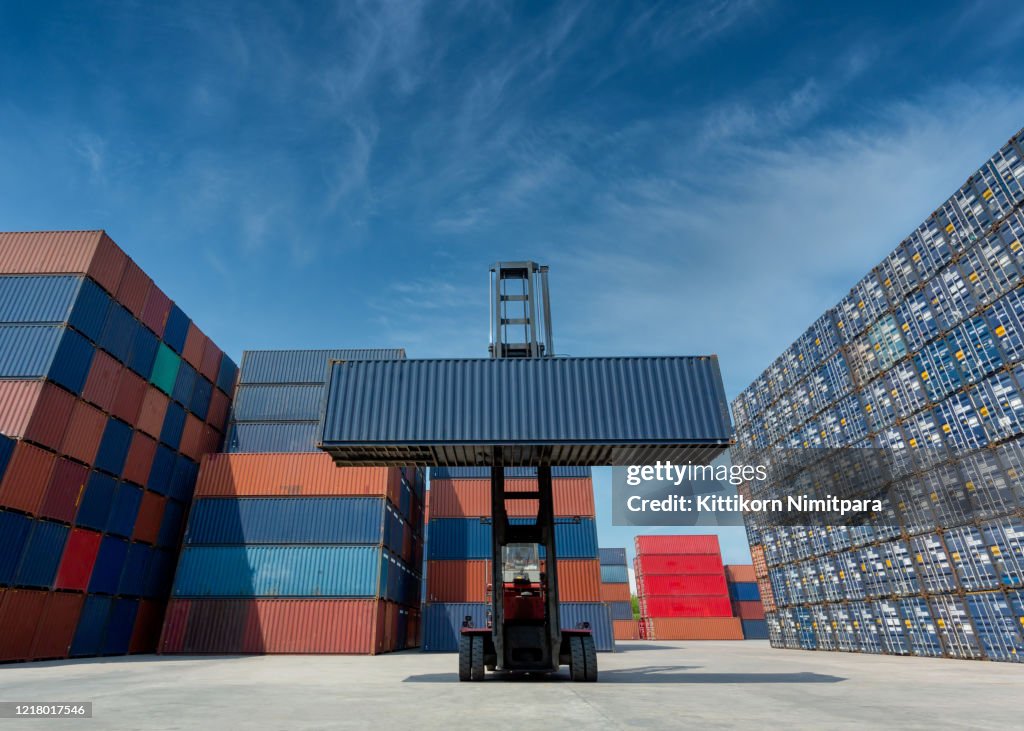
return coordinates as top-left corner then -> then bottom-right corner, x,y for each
404,666 -> 846,684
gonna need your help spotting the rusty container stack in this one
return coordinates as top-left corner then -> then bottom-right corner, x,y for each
160,350 -> 425,654
0,231 -> 236,662
421,466 -> 615,652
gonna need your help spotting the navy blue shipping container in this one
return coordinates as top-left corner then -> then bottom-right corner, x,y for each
729,582 -> 761,601
99,303 -> 137,364
0,509 -> 32,584
14,519 -> 68,587
127,326 -> 159,378
561,603 -> 615,652
600,565 -> 629,584
102,598 -> 139,655
598,548 -> 628,566
95,418 -> 134,476
231,384 -> 326,422
167,456 -> 198,503
163,305 -> 190,355
69,277 -> 111,344
189,377 -> 213,421
76,471 -> 118,531
608,601 -> 633,620
160,401 -> 186,450
226,422 -> 320,453
173,361 -> 197,408
0,433 -> 15,482
0,325 -> 94,393
216,355 -> 238,395
118,542 -> 153,597
89,535 -> 130,595
742,619 -> 770,640
321,356 -> 733,466
70,595 -> 112,657
429,466 -> 594,480
238,349 -> 406,385
427,518 -> 599,559
143,549 -> 177,599
147,445 -> 176,495
106,483 -> 143,538
185,497 -> 390,545
157,500 -> 186,548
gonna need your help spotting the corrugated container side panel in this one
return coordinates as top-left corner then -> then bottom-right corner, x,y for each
70,595 -> 112,657
613,619 -> 642,640
103,598 -> 139,655
231,384 -> 326,422
427,478 -> 595,518
600,582 -> 631,603
638,574 -> 728,596
31,590 -> 85,659
0,379 -> 42,438
0,510 -> 33,583
39,458 -> 89,524
0,441 -> 57,515
0,589 -> 47,661
608,601 -> 634,620
0,274 -> 80,323
429,466 -> 592,479
239,349 -> 406,384
193,454 -> 398,499
560,603 -> 615,652
55,528 -> 103,591
635,535 -> 721,556
158,599 -> 190,653
742,619 -> 770,640
0,231 -> 101,276
427,518 -> 599,560
129,599 -> 165,653
598,548 -> 628,566
116,260 -> 152,318
647,617 -> 744,640
61,399 -> 107,465
600,564 -> 629,584
16,519 -> 69,587
639,596 -> 733,617
225,422 -> 320,453
421,602 -> 490,652
635,554 -> 724,575
724,565 -> 757,583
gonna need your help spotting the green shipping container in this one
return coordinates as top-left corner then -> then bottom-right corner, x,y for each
151,343 -> 181,395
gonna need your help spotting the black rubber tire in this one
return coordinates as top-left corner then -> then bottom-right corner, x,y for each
458,634 -> 472,682
582,634 -> 598,682
569,636 -> 586,682
471,635 -> 485,681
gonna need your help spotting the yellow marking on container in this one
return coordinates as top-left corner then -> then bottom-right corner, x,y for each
994,325 -> 1007,337
839,571 -> 845,579
1012,240 -> 1022,251
982,188 -> 993,200
891,389 -> 899,397
965,481 -> 975,491
979,406 -> 989,417
865,404 -> 873,412
886,559 -> 893,568
942,423 -> 952,433
905,619 -> 912,627
884,277 -> 892,286
969,272 -> 979,283
930,492 -> 939,501
913,253 -> 922,262
916,553 -> 924,563
945,223 -> 955,233
837,320 -> 844,329
920,371 -> 930,380
951,552 -> 960,561
840,417 -> 847,426
815,337 -> 821,346
853,621 -> 860,628
937,618 -> 946,628
858,300 -> 865,309
902,323 -> 910,331
955,350 -> 965,360
932,298 -> 940,306
991,546 -> 1001,556
909,438 -> 918,447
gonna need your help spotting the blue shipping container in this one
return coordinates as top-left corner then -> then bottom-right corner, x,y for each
238,349 -> 406,385
163,305 -> 190,355
118,542 -> 153,597
160,402 -> 186,450
231,384 -> 326,422
0,275 -> 81,324
106,482 -> 143,538
127,326 -> 159,378
95,418 -> 134,476
167,456 -> 199,503
225,422 -> 320,453
70,595 -> 112,657
598,548 -> 627,566
89,536 -> 130,595
429,466 -> 593,480
608,601 -> 633,620
172,361 -> 198,408
99,304 -> 137,364
600,565 -> 629,584
76,472 -> 118,531
427,518 -> 599,560
157,500 -> 186,548
0,509 -> 32,584
14,519 -> 68,587
143,549 -> 177,599
742,619 -> 770,640
0,325 -> 95,394
729,582 -> 761,601
102,598 -> 139,655
216,355 -> 239,395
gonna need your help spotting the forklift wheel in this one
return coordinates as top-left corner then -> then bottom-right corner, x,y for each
582,635 -> 598,682
471,635 -> 485,681
458,635 -> 473,682
569,636 -> 586,682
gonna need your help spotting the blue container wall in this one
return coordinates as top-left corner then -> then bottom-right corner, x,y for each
184,498 -> 387,545
128,327 -> 158,377
163,305 -> 190,354
561,603 -> 615,652
0,509 -> 32,584
238,349 -> 406,384
167,456 -> 199,503
429,466 -> 593,480
421,603 -> 490,652
102,598 -> 139,655
14,519 -> 68,587
427,518 -> 599,559
70,595 -> 112,657
118,543 -> 153,597
0,275 -> 80,323
729,582 -> 761,601
0,434 -> 15,481
608,601 -> 633,620
89,536 -> 130,595
598,548 -> 627,566
68,277 -> 110,343
95,419 -> 134,476
231,384 -> 326,421
600,565 -> 629,584
144,550 -> 177,599
225,422 -> 320,453
0,325 -> 93,393
742,619 -> 770,640
99,304 -> 137,363
147,446 -> 176,495
76,472 -> 118,531
216,356 -> 239,395
106,483 -> 143,538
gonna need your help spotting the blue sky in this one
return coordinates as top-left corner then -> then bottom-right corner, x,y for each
3,1 -> 1024,572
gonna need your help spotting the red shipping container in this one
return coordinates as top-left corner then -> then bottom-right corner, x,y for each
159,599 -> 190,653
130,599 -> 165,653
646,617 -> 743,640
732,601 -> 765,620
640,595 -> 732,617
179,414 -> 204,462
40,458 -> 90,523
133,492 -> 166,545
725,565 -> 756,583
61,400 -> 107,465
182,324 -> 205,369
123,432 -> 157,487
639,573 -> 727,596
111,369 -> 147,424
428,478 -> 595,518
55,528 -> 103,591
206,388 -> 230,432
614,619 -> 641,640
82,350 -> 122,413
600,582 -> 631,603
140,285 -> 171,338
0,230 -> 127,295
31,590 -> 84,660
635,554 -> 724,576
0,589 -> 47,661
635,534 -> 721,556
115,259 -> 152,318
0,441 -> 57,515
199,340 -> 222,382
0,381 -> 75,452
136,387 -> 169,439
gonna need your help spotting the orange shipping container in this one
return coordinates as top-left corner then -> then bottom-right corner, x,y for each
194,453 -> 401,505
750,544 -> 768,578
757,576 -> 776,613
646,617 -> 743,640
0,441 -> 57,515
600,582 -> 631,603
428,478 -> 595,518
61,400 -> 107,465
426,559 -> 602,603
0,230 -> 128,295
613,619 -> 642,640
724,564 -> 756,583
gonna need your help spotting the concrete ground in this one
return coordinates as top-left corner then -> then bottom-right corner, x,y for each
0,641 -> 1020,730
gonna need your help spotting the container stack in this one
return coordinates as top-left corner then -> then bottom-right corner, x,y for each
600,547 -> 637,640
0,231 -> 236,663
732,127 -> 1024,662
422,466 -> 615,652
634,535 -> 744,640
160,349 -> 425,655
725,564 -> 768,639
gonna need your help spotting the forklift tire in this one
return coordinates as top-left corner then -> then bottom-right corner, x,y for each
471,635 -> 485,681
570,636 -> 586,682
582,635 -> 598,682
458,635 -> 473,682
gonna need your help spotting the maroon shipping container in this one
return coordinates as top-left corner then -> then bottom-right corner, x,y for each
115,259 -> 152,318
82,350 -> 122,413
635,535 -> 721,556
111,369 -> 147,425
207,388 -> 230,431
639,574 -> 728,596
0,589 -> 47,661
0,230 -> 127,295
31,591 -> 84,660
159,598 -> 190,653
179,414 -> 204,462
639,595 -> 733,618
123,432 -> 157,487
182,324 -> 205,369
0,441 -> 57,515
199,340 -> 222,382
136,387 -> 169,440
199,424 -> 222,456
130,600 -> 165,654
55,528 -> 102,591
61,400 -> 107,465
732,601 -> 765,620
40,458 -> 89,523
635,554 -> 724,576
140,285 -> 171,338
133,492 -> 165,545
